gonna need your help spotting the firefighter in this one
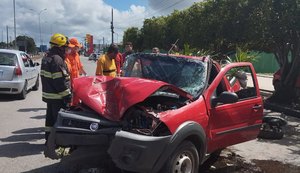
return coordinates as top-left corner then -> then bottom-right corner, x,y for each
95,44 -> 119,77
41,33 -> 72,143
65,38 -> 86,106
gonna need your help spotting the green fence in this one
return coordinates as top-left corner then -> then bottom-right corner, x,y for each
251,52 -> 279,74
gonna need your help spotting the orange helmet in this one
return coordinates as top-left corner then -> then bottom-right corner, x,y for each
69,38 -> 82,48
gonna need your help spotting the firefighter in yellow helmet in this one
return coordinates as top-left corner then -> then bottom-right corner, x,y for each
41,33 -> 73,143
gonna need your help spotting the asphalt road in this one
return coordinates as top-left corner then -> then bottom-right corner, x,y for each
0,56 -> 98,173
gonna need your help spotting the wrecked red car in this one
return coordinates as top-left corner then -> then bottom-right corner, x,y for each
45,53 -> 263,173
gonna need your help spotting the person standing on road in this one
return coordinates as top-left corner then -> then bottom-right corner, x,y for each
65,37 -> 87,106
115,52 -> 123,76
95,44 -> 119,77
41,33 -> 72,143
152,47 -> 160,54
122,42 -> 134,63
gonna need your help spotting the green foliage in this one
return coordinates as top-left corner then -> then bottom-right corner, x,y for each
122,0 -> 299,68
140,17 -> 167,50
182,43 -> 199,56
0,42 -> 7,49
123,27 -> 141,50
196,49 -> 214,57
121,0 -> 300,101
232,47 -> 258,63
15,35 -> 37,53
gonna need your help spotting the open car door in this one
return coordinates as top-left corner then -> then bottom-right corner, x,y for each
204,62 -> 263,152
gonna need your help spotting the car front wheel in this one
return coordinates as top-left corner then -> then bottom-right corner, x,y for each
162,141 -> 199,173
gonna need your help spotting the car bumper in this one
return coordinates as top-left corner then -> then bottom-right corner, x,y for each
0,80 -> 24,94
44,109 -> 172,173
108,130 -> 171,173
44,109 -> 120,158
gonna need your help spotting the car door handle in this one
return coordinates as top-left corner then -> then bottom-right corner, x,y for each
253,105 -> 262,110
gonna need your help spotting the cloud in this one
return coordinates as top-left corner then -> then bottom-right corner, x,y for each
0,0 -> 201,47
148,0 -> 203,15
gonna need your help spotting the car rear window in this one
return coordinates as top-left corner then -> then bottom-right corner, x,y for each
0,52 -> 17,66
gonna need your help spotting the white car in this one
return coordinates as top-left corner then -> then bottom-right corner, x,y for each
88,53 -> 101,61
0,49 -> 40,99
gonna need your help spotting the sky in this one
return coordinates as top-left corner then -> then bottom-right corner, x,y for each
0,0 -> 203,47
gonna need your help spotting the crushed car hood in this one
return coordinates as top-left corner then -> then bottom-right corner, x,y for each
73,76 -> 192,121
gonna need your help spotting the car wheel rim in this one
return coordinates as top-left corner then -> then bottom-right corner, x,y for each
173,152 -> 193,173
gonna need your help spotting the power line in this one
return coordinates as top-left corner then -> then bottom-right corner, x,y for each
116,0 -> 190,27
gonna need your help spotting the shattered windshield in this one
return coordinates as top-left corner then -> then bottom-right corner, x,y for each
122,53 -> 208,98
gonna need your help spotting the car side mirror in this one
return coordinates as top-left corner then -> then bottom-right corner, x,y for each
34,62 -> 40,66
211,91 -> 238,107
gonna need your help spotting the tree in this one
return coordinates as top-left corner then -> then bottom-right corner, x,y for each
14,35 -> 37,53
122,0 -> 300,103
123,27 -> 142,51
164,10 -> 188,50
140,17 -> 166,50
245,0 -> 300,103
0,42 -> 7,49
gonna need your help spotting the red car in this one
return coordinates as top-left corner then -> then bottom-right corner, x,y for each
45,53 -> 263,173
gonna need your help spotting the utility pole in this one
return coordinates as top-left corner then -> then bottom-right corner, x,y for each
111,8 -> 114,44
2,30 -> 3,42
30,8 -> 47,49
6,26 -> 9,48
13,0 -> 16,49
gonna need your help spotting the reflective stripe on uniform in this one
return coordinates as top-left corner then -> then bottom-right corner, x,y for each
45,126 -> 52,132
41,70 -> 63,79
42,89 -> 70,99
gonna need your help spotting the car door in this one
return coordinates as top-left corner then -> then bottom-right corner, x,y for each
20,53 -> 34,87
26,54 -> 38,88
204,62 -> 263,152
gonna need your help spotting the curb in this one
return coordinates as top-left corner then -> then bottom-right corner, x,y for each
256,74 -> 273,78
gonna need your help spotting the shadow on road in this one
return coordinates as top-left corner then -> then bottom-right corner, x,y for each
30,115 -> 45,120
18,108 -> 46,112
0,142 -> 44,158
0,94 -> 21,102
21,163 -> 61,173
0,90 -> 35,102
0,134 -> 43,142
0,127 -> 44,142
12,127 -> 45,134
0,127 -> 45,157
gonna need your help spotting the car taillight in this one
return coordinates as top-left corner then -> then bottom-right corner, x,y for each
15,66 -> 22,76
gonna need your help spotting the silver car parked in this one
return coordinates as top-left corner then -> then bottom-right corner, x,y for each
0,49 -> 40,99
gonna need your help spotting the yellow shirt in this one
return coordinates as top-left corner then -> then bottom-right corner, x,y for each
95,54 -> 117,77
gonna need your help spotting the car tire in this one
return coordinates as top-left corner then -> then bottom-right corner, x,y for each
200,149 -> 222,171
162,141 -> 199,173
19,81 -> 27,99
32,75 -> 39,91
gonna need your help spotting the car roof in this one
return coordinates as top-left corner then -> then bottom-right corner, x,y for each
0,49 -> 25,54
